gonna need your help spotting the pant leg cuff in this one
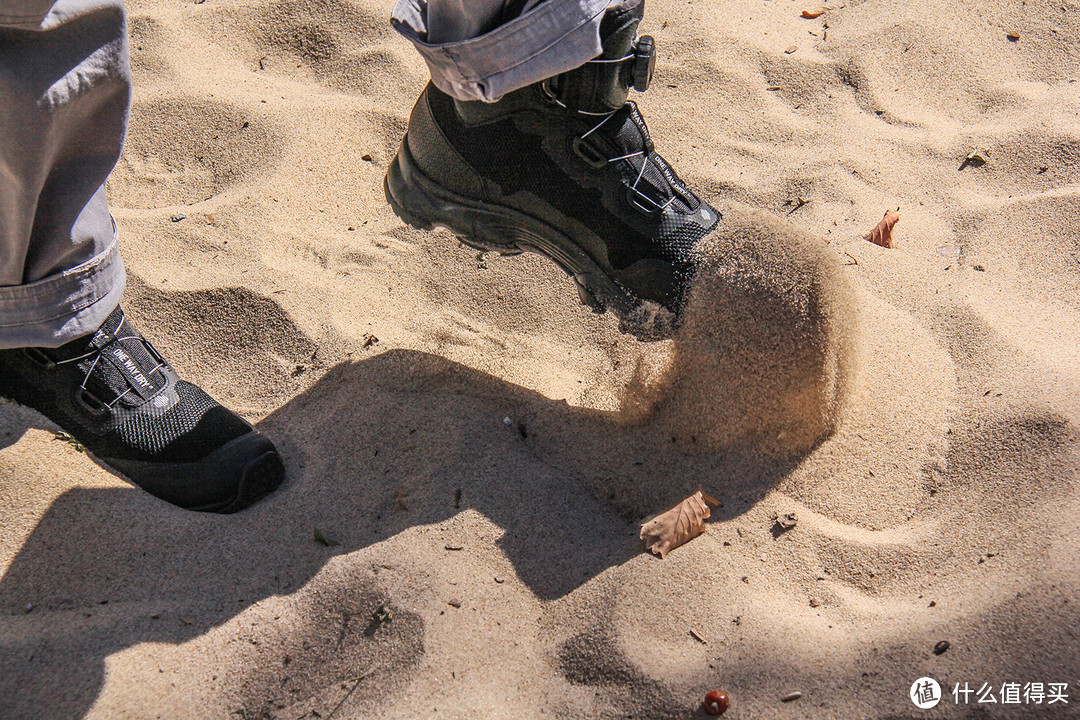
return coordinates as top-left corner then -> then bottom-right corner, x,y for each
0,229 -> 126,349
393,0 -> 613,101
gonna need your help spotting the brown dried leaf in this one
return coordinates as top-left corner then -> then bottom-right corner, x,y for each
640,491 -> 719,558
865,209 -> 900,248
775,511 -> 798,529
801,7 -> 827,18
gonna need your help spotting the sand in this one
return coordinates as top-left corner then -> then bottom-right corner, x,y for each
2,0 -> 1079,717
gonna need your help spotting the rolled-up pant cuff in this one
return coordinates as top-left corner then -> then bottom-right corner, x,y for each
392,0 -> 616,102
0,227 -> 125,349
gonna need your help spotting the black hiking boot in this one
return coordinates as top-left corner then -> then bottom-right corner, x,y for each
385,0 -> 718,340
0,306 -> 284,513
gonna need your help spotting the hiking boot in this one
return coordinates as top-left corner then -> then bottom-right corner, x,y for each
0,306 -> 284,513
384,0 -> 718,340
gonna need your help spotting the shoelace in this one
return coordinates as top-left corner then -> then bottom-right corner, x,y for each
55,335 -> 166,410
548,52 -> 684,215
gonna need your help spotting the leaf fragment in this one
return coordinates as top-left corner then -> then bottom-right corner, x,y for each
864,209 -> 899,248
775,511 -> 798,529
313,527 -> 340,547
801,7 -> 827,18
52,431 -> 85,453
640,491 -> 719,558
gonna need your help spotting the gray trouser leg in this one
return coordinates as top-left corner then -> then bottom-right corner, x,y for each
425,0 -> 506,43
0,0 -> 129,349
393,0 -> 625,102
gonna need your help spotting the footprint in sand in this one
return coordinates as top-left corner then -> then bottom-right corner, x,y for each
107,97 -> 280,209
226,0 -> 422,97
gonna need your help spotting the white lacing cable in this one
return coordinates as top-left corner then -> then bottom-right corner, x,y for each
564,103 -> 678,213
541,38 -> 675,214
56,334 -> 166,409
586,53 -> 634,64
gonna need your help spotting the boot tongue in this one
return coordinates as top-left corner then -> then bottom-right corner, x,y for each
604,103 -> 697,215
79,311 -> 168,406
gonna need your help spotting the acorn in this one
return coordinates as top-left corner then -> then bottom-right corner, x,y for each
704,689 -> 730,715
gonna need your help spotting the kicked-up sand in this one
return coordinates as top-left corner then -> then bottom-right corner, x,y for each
2,0 -> 1079,717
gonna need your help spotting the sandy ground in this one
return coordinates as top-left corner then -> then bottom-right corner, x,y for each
2,0 -> 1080,717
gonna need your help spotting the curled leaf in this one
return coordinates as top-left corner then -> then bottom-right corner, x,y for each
865,209 -> 900,248
640,491 -> 719,558
775,511 -> 798,529
801,7 -> 827,18
961,149 -> 990,170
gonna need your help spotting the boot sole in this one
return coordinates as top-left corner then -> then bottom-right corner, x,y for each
384,139 -> 676,341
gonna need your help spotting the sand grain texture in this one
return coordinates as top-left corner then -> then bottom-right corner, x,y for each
2,0 -> 1079,717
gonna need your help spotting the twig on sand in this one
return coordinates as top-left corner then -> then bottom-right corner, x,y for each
325,663 -> 386,720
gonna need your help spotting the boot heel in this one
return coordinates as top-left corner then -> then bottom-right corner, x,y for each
385,138 -> 523,254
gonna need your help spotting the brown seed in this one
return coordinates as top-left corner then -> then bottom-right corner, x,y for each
704,689 -> 730,715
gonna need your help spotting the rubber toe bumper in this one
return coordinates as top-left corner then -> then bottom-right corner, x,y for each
104,431 -> 285,513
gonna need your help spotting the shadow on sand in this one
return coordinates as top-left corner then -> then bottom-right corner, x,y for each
0,347 -> 805,719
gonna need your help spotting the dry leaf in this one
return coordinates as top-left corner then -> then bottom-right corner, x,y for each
865,209 -> 899,248
801,7 -> 827,18
640,490 -> 719,558
775,511 -> 798,529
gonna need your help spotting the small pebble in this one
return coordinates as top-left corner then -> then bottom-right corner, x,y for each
781,691 -> 803,702
24,603 -> 33,613
934,640 -> 950,655
170,213 -> 186,222
809,598 -> 820,608
448,598 -> 461,608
